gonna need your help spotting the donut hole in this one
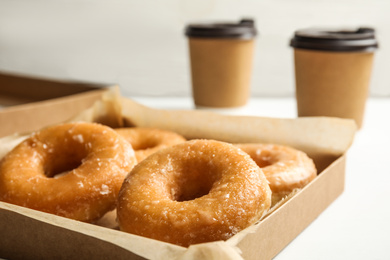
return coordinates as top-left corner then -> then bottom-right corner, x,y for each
253,157 -> 273,168
45,158 -> 83,178
252,150 -> 278,168
173,158 -> 220,202
43,143 -> 88,178
132,139 -> 159,150
175,180 -> 213,202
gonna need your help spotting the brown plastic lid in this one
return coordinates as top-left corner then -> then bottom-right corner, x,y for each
290,27 -> 379,52
185,19 -> 257,39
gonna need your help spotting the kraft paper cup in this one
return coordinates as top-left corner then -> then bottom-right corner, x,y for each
185,19 -> 257,109
290,27 -> 379,128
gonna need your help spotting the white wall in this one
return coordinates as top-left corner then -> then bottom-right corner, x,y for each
0,0 -> 389,97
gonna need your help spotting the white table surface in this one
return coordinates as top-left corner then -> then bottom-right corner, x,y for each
131,96 -> 390,260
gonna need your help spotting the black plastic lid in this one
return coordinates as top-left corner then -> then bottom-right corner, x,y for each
185,19 -> 257,39
290,27 -> 379,52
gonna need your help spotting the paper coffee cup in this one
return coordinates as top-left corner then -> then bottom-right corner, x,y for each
185,19 -> 257,108
290,27 -> 379,128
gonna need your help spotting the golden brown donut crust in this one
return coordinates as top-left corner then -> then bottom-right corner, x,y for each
236,143 -> 317,205
115,127 -> 186,162
0,122 -> 137,222
117,139 -> 271,247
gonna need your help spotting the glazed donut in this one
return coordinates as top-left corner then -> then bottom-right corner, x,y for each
0,122 -> 137,222
117,139 -> 271,247
115,127 -> 186,162
236,143 -> 317,205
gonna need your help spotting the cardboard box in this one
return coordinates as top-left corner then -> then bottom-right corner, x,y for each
0,72 -> 111,137
0,74 -> 356,260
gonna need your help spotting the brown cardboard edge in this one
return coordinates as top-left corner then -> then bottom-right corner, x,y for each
0,88 -> 111,137
0,203 -> 145,260
0,71 -> 108,103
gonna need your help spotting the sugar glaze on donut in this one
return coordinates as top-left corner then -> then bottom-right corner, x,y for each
0,122 -> 137,222
236,143 -> 317,205
117,139 -> 271,247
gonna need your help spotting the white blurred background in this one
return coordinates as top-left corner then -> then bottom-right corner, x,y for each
0,0 -> 389,97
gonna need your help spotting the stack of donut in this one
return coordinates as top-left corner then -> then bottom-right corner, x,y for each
0,122 -> 316,247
